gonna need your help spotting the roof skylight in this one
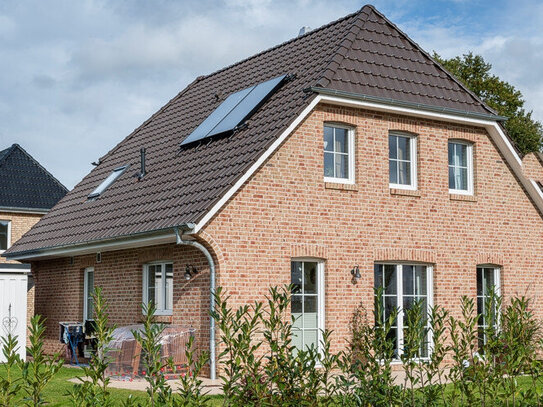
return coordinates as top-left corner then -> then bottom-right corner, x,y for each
181,74 -> 288,146
88,165 -> 128,199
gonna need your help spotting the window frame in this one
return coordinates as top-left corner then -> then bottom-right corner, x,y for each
323,124 -> 355,185
388,132 -> 418,191
88,165 -> 129,200
448,140 -> 474,195
142,261 -> 174,316
290,258 -> 326,354
83,267 -> 94,322
374,262 -> 434,360
476,265 -> 501,346
0,220 -> 11,253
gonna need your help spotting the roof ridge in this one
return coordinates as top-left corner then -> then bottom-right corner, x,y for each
366,5 -> 498,117
314,6 -> 373,88
196,7 -> 366,82
7,144 -> 69,193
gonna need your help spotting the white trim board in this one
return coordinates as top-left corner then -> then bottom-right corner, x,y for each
194,93 -> 542,233
10,232 -> 177,261
194,95 -> 321,233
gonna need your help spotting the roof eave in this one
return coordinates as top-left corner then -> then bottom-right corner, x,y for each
4,223 -> 196,261
0,206 -> 50,215
309,87 -> 508,122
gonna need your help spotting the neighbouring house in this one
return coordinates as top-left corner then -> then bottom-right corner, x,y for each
0,144 -> 68,360
5,5 -> 543,378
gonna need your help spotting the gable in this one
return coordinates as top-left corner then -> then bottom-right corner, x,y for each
0,144 -> 68,211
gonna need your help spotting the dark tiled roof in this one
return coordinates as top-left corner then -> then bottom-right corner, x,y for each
6,5 -> 497,256
0,144 -> 68,211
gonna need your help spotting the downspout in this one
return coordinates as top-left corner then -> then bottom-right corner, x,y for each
174,225 -> 216,381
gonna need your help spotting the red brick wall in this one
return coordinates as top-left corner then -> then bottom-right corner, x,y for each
31,103 -> 543,374
31,244 -> 211,360
201,103 -> 543,355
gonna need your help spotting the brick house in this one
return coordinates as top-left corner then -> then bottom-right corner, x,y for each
0,143 -> 67,355
5,6 -> 543,378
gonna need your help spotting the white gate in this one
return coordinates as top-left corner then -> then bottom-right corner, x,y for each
0,272 -> 28,362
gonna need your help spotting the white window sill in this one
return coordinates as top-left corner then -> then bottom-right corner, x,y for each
390,188 -> 421,197
449,193 -> 477,202
449,189 -> 473,196
324,176 -> 355,185
389,183 -> 417,191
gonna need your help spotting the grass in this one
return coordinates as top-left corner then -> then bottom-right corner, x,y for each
0,365 -> 223,406
3,364 -> 542,406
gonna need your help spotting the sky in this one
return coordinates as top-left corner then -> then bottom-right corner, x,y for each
0,0 -> 542,189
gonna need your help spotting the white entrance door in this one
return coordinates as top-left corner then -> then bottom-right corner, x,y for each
0,272 -> 28,362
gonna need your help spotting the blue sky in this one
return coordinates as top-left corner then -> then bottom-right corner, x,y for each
0,0 -> 541,189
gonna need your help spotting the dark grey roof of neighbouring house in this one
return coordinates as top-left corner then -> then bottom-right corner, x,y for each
5,5 -> 501,256
0,144 -> 68,211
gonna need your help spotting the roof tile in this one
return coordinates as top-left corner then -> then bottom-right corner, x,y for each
6,5 -> 498,256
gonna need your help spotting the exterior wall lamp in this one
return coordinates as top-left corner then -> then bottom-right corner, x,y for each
184,265 -> 199,280
351,265 -> 361,284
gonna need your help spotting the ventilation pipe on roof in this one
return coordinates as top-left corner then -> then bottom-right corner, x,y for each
137,148 -> 146,180
298,26 -> 311,36
174,225 -> 216,381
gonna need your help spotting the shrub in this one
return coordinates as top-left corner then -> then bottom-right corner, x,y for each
337,288 -> 400,406
0,332 -> 22,406
173,334 -> 210,406
132,303 -> 172,407
68,286 -> 116,406
19,315 -> 64,406
211,285 -> 339,406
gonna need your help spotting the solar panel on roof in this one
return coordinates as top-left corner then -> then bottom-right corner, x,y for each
181,74 -> 287,146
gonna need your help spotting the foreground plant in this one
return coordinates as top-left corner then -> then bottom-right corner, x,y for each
211,286 -> 265,404
132,303 -> 172,407
20,315 -> 64,406
0,332 -> 22,406
211,285 -> 340,406
418,305 -> 449,406
68,287 -> 116,406
173,334 -> 210,406
338,288 -> 400,406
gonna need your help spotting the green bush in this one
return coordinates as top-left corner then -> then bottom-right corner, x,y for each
211,285 -> 339,406
3,284 -> 543,406
20,315 -> 64,406
68,287 -> 116,406
0,332 -> 21,406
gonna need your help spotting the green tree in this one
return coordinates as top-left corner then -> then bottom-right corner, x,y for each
433,52 -> 543,154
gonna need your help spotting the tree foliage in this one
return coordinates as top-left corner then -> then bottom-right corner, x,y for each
433,52 -> 543,154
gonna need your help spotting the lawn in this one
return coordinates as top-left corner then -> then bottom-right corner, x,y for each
2,364 -> 542,406
0,365 -> 223,406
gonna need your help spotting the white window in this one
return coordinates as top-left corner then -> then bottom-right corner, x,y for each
143,262 -> 173,315
324,125 -> 355,184
88,165 -> 129,199
477,266 -> 500,347
449,141 -> 473,194
0,220 -> 11,252
389,133 -> 417,190
83,267 -> 94,321
374,263 -> 433,358
291,260 -> 325,352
